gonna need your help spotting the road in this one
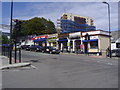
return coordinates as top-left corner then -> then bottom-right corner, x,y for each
2,50 -> 118,88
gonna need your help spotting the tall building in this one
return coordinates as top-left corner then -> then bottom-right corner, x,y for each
57,13 -> 96,33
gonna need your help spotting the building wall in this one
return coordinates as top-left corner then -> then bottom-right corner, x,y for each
61,13 -> 94,26
58,13 -> 96,33
99,35 -> 110,53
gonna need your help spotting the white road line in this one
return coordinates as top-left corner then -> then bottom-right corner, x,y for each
106,63 -> 113,65
30,65 -> 38,69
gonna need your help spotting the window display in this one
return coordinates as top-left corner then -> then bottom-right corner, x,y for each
90,41 -> 98,49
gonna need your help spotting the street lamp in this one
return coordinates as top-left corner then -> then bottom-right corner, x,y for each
102,1 -> 111,58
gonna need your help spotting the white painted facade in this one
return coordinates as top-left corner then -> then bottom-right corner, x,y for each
111,38 -> 120,50
82,30 -> 110,36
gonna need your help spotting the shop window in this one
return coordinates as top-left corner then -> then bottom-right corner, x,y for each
53,42 -> 56,47
90,41 -> 98,49
116,43 -> 120,48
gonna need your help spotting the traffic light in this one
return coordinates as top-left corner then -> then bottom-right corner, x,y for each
14,19 -> 21,32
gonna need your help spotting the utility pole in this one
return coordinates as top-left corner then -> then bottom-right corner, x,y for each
9,0 -> 13,64
102,2 -> 111,58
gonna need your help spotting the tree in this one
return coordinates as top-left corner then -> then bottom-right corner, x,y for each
12,17 -> 56,37
1,35 -> 9,44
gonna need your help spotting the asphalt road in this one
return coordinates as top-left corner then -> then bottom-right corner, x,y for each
2,50 -> 118,88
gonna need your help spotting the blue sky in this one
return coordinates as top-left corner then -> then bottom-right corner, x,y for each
2,1 -> 118,32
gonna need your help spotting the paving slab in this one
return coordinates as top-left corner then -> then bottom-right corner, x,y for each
0,63 -> 31,70
0,56 -> 31,70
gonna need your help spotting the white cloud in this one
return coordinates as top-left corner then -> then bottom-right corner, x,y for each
2,2 -> 118,33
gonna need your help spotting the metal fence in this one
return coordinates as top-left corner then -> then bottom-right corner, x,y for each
1,44 -> 21,64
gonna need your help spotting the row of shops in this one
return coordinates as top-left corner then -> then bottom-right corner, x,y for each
28,30 -> 110,55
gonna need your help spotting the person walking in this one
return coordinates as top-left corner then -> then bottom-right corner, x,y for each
106,46 -> 110,57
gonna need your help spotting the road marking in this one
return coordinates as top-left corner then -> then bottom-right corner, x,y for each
106,63 -> 113,65
30,65 -> 38,69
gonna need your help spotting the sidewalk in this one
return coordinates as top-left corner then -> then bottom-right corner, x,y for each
61,52 -> 119,60
0,56 -> 31,70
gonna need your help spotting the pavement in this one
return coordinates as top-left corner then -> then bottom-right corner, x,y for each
61,52 -> 119,60
0,56 -> 31,70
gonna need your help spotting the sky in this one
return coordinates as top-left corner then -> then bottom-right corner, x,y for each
1,1 -> 118,32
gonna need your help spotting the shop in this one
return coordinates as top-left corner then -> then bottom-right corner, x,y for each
82,30 -> 110,55
32,35 -> 48,47
69,32 -> 82,53
47,34 -> 58,48
57,33 -> 69,52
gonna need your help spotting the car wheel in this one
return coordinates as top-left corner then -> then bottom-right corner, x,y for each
42,50 -> 45,53
50,51 -> 52,54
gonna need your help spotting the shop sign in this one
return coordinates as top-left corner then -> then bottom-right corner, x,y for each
58,33 -> 69,38
83,36 -> 98,40
90,36 -> 98,39
82,31 -> 109,36
32,35 -> 48,40
48,34 -> 58,38
47,37 -> 57,42
69,32 -> 80,38
47,39 -> 57,42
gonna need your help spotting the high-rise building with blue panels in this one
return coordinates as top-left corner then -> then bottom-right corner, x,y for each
57,13 -> 96,33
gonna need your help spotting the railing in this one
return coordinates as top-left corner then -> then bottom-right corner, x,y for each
1,44 -> 21,64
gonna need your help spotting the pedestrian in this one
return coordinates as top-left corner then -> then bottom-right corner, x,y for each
80,44 -> 83,54
106,46 -> 110,57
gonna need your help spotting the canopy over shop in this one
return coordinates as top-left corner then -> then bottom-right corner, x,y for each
32,35 -> 48,46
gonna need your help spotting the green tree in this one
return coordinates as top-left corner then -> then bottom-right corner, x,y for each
13,17 -> 56,37
1,35 -> 9,44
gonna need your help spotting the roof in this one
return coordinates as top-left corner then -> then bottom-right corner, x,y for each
111,30 -> 120,42
116,38 -> 120,43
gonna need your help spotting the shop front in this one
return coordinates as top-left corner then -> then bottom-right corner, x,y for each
47,34 -> 58,48
69,32 -> 82,53
82,39 -> 99,54
82,30 -> 110,55
32,35 -> 48,47
57,33 -> 69,52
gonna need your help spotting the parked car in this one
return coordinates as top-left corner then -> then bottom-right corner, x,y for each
21,45 -> 27,49
30,45 -> 43,52
111,49 -> 120,57
42,46 -> 60,54
12,44 -> 21,51
25,45 -> 31,51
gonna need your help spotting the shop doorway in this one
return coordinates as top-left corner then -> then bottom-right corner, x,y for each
84,42 -> 88,54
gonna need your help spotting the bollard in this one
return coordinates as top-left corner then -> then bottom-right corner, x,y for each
19,48 -> 21,63
9,45 -> 12,64
3,46 -> 5,56
8,46 -> 10,58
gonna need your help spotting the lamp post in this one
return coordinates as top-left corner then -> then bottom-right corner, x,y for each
9,0 -> 13,64
102,1 -> 111,58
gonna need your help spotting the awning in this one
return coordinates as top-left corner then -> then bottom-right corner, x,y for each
57,39 -> 68,42
33,38 -> 46,42
89,39 -> 98,42
32,35 -> 48,40
82,39 -> 98,42
82,40 -> 89,43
